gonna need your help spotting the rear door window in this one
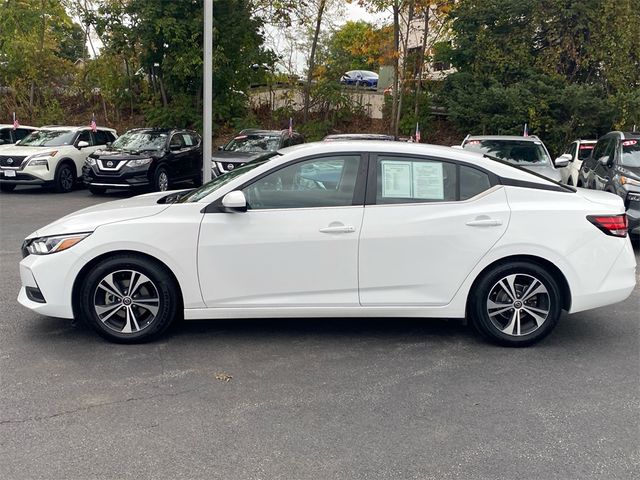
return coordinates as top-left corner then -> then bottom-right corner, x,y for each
93,130 -> 112,145
0,129 -> 11,144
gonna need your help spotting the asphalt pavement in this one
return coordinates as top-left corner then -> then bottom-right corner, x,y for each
1,186 -> 638,480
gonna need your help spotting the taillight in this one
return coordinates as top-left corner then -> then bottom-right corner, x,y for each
587,214 -> 628,237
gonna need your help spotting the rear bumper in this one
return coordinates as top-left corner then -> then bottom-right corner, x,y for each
569,238 -> 636,313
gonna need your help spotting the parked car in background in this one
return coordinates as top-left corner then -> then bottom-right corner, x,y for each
0,126 -> 117,193
461,135 -> 564,182
556,139 -> 597,186
324,133 -> 395,142
340,70 -> 379,89
18,142 -> 635,345
212,129 -> 304,177
83,128 -> 202,194
578,131 -> 640,237
0,124 -> 38,147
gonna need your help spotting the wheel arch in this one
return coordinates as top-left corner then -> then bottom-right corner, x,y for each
465,254 -> 572,316
71,249 -> 184,320
56,157 -> 79,178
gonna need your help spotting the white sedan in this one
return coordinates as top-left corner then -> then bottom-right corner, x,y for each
18,142 -> 636,346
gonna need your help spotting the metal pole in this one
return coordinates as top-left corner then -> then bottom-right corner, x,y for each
202,0 -> 213,183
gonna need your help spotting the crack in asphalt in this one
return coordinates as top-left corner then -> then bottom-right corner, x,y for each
0,388 -> 197,426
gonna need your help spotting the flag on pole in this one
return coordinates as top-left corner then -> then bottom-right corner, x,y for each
288,117 -> 293,136
523,123 -> 529,137
90,113 -> 97,133
12,112 -> 19,130
415,122 -> 421,143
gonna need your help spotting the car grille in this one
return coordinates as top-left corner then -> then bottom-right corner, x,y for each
98,159 -> 128,171
0,155 -> 27,167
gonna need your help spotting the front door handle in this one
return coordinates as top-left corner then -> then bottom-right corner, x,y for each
319,224 -> 356,234
466,217 -> 503,227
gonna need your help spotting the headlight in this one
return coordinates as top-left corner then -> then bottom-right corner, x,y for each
26,151 -> 57,168
25,233 -> 91,255
85,157 -> 97,167
620,175 -> 640,187
127,158 -> 152,168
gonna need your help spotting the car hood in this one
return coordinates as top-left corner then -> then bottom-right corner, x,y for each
211,151 -> 269,163
91,148 -> 163,160
0,145 -> 60,157
617,165 -> 640,180
520,163 -> 562,182
26,191 -> 173,239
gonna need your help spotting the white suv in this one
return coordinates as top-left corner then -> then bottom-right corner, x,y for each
0,126 -> 117,193
556,139 -> 597,186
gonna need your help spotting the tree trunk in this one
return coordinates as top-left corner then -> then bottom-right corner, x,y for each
414,6 -> 429,121
303,0 -> 326,123
390,1 -> 400,137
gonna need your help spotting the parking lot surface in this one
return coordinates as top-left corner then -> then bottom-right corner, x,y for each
1,187 -> 639,480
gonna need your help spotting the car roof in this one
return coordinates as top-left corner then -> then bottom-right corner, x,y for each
39,125 -> 117,133
324,133 -> 395,141
277,141 -> 557,184
238,129 -> 298,136
0,124 -> 38,129
465,135 -> 543,142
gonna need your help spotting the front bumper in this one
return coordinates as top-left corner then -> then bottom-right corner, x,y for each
0,168 -> 49,185
625,193 -> 640,235
82,165 -> 151,189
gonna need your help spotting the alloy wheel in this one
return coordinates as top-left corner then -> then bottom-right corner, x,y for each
60,167 -> 74,191
158,171 -> 169,191
486,273 -> 550,337
93,269 -> 160,334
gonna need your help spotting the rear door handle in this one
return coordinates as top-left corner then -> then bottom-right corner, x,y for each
319,225 -> 356,234
466,217 -> 503,227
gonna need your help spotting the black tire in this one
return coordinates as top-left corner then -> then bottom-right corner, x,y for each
0,183 -> 16,192
89,185 -> 107,195
53,162 -> 76,193
153,167 -> 170,192
468,261 -> 562,347
78,254 -> 180,343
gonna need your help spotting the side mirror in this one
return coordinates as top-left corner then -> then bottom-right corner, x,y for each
106,142 -> 112,149
77,140 -> 90,149
218,145 -> 224,151
598,156 -> 612,167
221,190 -> 247,212
554,153 -> 571,168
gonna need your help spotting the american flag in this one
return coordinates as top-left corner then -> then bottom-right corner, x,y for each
523,123 -> 529,137
12,112 -> 19,130
415,122 -> 421,143
90,113 -> 97,133
288,117 -> 293,136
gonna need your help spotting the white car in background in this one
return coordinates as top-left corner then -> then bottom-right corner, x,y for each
0,124 -> 38,147
17,142 -> 636,346
556,139 -> 597,186
0,125 -> 117,193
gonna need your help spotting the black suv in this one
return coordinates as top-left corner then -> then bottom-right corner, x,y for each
83,128 -> 202,194
212,129 -> 304,177
579,131 -> 640,236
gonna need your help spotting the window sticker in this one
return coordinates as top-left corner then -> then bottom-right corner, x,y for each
413,161 -> 444,199
382,161 -> 412,197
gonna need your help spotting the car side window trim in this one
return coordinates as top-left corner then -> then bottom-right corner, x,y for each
365,153 -> 500,206
202,152 -> 369,213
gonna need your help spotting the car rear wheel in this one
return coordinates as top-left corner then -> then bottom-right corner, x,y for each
469,262 -> 562,347
154,167 -> 170,192
79,255 -> 179,343
89,186 -> 107,195
0,183 -> 16,192
53,163 -> 75,193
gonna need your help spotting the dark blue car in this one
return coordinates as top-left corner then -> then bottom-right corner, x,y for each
340,70 -> 378,89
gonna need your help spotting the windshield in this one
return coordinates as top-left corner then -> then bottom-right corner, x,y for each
464,140 -> 551,165
578,144 -> 595,161
224,134 -> 280,153
18,130 -> 75,147
178,161 -> 266,203
112,131 -> 167,151
621,140 -> 640,167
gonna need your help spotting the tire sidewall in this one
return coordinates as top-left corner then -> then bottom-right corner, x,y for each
79,255 -> 179,343
54,162 -> 75,193
471,262 -> 562,347
154,167 -> 169,192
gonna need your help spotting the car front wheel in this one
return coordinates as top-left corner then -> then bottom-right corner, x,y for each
78,254 -> 180,343
154,167 -> 170,192
469,262 -> 562,347
53,163 -> 76,193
